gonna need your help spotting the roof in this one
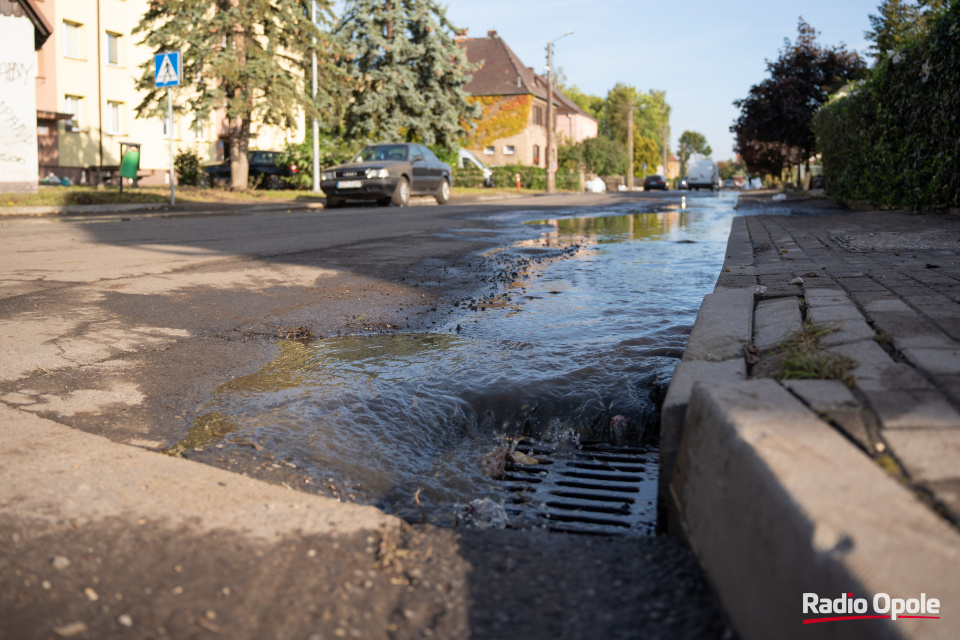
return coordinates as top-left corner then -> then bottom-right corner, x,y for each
0,0 -> 52,48
457,31 -> 595,122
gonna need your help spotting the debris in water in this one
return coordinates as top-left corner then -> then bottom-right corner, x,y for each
480,444 -> 511,479
511,450 -> 539,466
609,415 -> 631,445
789,277 -> 804,285
459,498 -> 508,529
285,325 -> 314,341
772,193 -> 787,202
754,285 -> 767,295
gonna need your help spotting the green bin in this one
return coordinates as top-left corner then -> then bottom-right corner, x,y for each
119,147 -> 141,179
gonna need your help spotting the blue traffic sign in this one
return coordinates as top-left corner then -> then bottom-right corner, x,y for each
154,51 -> 181,87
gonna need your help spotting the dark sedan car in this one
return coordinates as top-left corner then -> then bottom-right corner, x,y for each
204,150 -> 298,189
643,174 -> 668,191
320,143 -> 452,208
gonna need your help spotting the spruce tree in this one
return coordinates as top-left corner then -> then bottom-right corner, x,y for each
133,0 -> 336,189
335,0 -> 478,148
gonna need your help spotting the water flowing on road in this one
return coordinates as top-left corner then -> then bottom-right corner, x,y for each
181,193 -> 739,528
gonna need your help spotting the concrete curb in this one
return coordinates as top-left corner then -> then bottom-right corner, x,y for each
660,212 -> 960,639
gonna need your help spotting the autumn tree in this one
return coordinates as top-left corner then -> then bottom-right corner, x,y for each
334,0 -> 478,147
677,130 -> 712,177
133,0 -> 336,190
731,18 -> 865,181
601,84 -> 669,177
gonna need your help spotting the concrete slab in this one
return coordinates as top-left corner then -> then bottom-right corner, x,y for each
753,297 -> 802,351
0,406 -> 398,541
901,347 -> 960,376
782,379 -> 859,413
803,289 -> 850,307
860,388 -> 960,430
884,430 -> 960,483
818,317 -> 878,347
671,380 -> 960,640
682,289 -> 754,362
659,359 -> 746,512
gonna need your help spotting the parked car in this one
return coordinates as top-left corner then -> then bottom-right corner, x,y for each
677,176 -> 689,190
320,143 -> 452,207
204,150 -> 298,189
687,158 -> 720,191
457,149 -> 493,187
723,179 -> 735,189
643,174 -> 668,191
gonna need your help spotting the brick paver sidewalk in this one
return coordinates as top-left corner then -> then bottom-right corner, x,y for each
736,207 -> 960,526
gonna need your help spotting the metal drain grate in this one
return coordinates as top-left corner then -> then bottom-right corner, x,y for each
500,442 -> 658,536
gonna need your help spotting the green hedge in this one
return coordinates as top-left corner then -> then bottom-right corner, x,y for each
451,164 -> 580,190
814,3 -> 960,210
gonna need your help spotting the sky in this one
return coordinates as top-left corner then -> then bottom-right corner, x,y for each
437,0 -> 884,160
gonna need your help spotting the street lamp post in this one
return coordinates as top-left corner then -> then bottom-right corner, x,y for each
545,31 -> 572,194
311,0 -> 320,193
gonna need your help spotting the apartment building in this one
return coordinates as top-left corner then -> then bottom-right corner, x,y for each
24,0 -> 302,187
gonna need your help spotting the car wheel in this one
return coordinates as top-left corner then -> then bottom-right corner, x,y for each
325,197 -> 342,209
391,177 -> 410,207
265,174 -> 283,190
435,178 -> 451,205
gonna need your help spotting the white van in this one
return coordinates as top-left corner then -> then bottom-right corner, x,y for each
457,149 -> 493,187
687,158 -> 720,191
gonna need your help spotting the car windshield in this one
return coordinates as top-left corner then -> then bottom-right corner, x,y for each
355,145 -> 409,162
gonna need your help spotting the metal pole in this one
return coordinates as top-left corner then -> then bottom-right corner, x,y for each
167,86 -> 175,206
311,0 -> 319,192
627,101 -> 634,190
545,42 -> 554,194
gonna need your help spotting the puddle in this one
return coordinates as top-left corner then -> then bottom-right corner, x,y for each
179,194 -> 739,529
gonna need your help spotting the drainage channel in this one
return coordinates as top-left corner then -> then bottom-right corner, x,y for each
501,442 -> 658,537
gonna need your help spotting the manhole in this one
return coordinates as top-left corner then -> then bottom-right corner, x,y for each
500,442 -> 658,536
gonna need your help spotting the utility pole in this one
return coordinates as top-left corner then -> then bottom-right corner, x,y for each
311,0 -> 320,193
627,101 -> 634,190
544,31 -> 572,194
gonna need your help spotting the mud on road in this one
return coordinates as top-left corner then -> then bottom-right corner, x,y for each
0,195 -> 731,639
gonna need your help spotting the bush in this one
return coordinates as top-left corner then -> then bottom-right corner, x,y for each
278,135 -> 357,190
174,148 -> 205,187
814,4 -> 960,210
485,164 -> 579,190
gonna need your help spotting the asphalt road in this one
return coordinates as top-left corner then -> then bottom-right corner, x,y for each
0,192 -> 731,639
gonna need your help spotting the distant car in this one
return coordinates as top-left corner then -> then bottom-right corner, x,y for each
457,149 -> 493,187
677,177 -> 689,190
320,143 -> 452,208
723,179 -> 735,189
204,150 -> 297,189
643,174 -> 668,191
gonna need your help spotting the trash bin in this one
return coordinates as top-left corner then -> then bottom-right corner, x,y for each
119,142 -> 142,192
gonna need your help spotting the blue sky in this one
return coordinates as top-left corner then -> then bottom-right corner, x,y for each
437,0 -> 883,160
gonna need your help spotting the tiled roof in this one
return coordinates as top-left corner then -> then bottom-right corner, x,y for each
458,31 -> 595,121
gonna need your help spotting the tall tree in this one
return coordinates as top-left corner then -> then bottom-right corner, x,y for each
865,0 -> 948,61
677,130 -> 712,177
731,18 -> 865,180
334,0 -> 478,147
601,84 -> 670,176
134,0 -> 335,190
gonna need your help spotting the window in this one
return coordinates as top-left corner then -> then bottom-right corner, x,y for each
106,32 -> 121,65
162,115 -> 179,138
192,118 -> 206,141
106,101 -> 122,134
483,146 -> 495,156
503,145 -> 515,155
64,95 -> 82,131
63,21 -> 82,59
533,105 -> 544,126
533,145 -> 540,166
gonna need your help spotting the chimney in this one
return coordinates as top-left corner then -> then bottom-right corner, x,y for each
487,30 -> 498,38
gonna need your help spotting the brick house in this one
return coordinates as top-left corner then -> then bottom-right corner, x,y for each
457,30 -> 597,168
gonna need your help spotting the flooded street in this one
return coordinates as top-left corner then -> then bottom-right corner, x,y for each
180,192 -> 739,529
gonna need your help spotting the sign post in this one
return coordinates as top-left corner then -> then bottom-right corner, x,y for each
154,51 -> 181,206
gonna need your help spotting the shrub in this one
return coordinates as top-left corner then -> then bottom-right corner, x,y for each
174,148 -> 205,187
814,3 -> 960,210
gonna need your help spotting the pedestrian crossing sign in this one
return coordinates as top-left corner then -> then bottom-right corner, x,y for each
154,51 -> 181,87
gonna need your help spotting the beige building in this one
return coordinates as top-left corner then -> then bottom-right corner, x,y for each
29,0 -> 303,186
457,31 -> 597,169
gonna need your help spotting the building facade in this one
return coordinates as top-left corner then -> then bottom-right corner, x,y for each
458,30 -> 597,169
19,0 -> 303,188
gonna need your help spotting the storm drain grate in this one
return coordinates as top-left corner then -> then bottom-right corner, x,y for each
500,442 -> 658,536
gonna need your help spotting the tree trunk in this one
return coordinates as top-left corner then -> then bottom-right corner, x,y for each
229,113 -> 250,190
